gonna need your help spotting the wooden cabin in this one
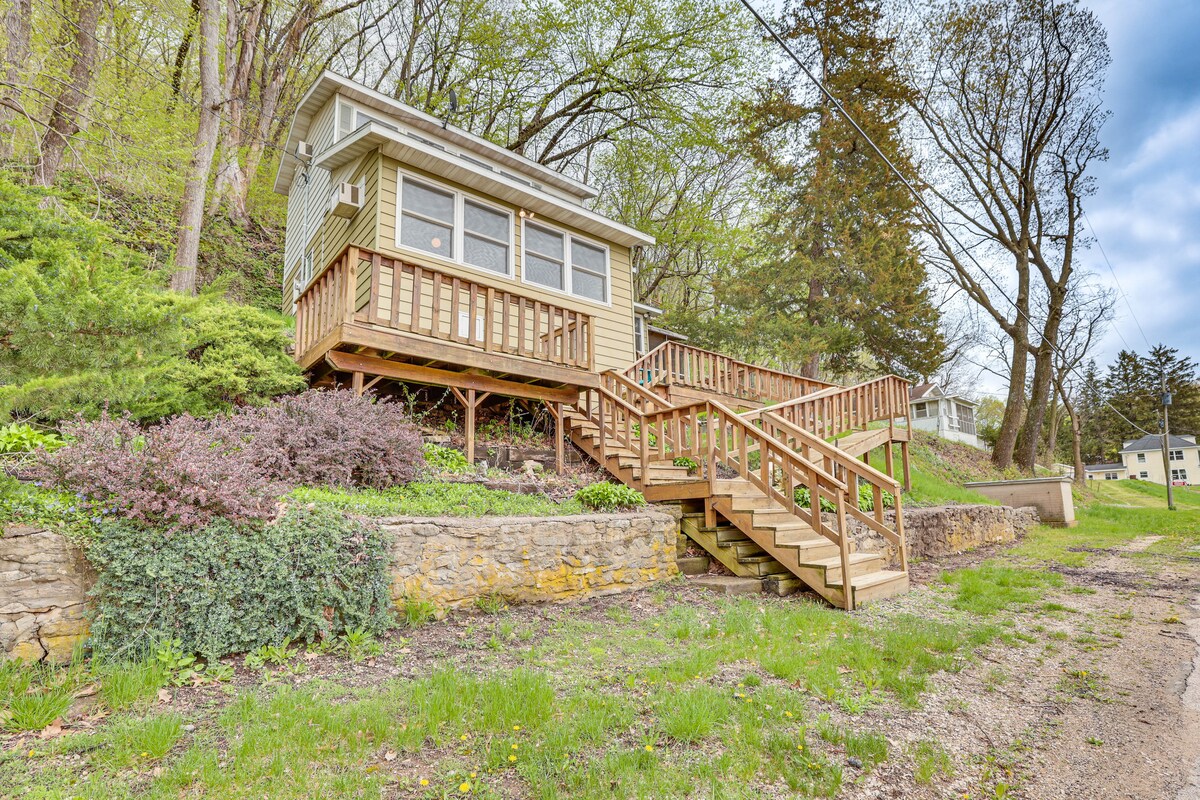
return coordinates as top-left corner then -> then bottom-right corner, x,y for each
275,73 -> 916,610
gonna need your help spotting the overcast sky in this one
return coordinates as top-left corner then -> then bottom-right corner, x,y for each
1067,1 -> 1200,368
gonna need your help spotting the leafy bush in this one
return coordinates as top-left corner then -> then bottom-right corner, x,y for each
422,443 -> 473,475
0,423 -> 63,454
857,483 -> 895,512
291,483 -> 584,517
574,482 -> 647,512
794,486 -> 837,513
226,390 -> 423,489
86,506 -> 393,659
672,456 -> 699,472
33,412 -> 279,530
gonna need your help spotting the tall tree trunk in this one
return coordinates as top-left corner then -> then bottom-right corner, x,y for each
800,274 -> 823,380
1060,385 -> 1085,488
0,0 -> 32,160
171,0 -> 221,294
33,0 -> 102,186
994,334 -> 1028,468
1019,339 -> 1056,473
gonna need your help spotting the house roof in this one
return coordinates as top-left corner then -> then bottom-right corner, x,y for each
1119,434 -> 1199,454
1084,463 -> 1126,472
647,324 -> 688,342
909,383 -> 977,406
274,72 -> 597,201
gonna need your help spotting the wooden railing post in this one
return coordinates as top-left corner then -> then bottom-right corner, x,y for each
836,493 -> 853,611
893,492 -> 908,573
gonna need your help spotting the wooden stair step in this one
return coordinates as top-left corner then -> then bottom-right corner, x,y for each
720,540 -> 764,559
797,552 -> 880,570
826,570 -> 909,604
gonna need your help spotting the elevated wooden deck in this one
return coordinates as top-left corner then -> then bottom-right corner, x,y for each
293,251 -> 915,609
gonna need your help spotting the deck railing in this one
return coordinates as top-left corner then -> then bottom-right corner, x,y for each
624,341 -> 835,404
294,245 -> 595,371
741,374 -> 912,441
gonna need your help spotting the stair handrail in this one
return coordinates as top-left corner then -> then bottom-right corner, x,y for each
702,398 -> 858,608
757,411 -> 908,573
624,340 -> 838,400
601,370 -> 672,414
741,374 -> 912,441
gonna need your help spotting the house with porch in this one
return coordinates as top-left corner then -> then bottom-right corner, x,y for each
908,383 -> 983,449
274,72 -> 917,610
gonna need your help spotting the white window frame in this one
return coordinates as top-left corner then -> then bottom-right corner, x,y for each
1105,472 -> 1118,480
520,219 -> 611,307
1139,471 -> 1149,479
1136,453 -> 1147,463
1172,468 -> 1189,482
394,169 -> 514,279
634,314 -> 648,356
913,402 -> 929,419
1169,449 -> 1184,462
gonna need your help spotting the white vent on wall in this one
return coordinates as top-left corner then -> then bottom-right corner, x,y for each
296,140 -> 314,162
457,311 -> 484,340
330,182 -> 362,218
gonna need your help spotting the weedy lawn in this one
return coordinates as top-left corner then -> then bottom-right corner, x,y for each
3,487 -> 1199,799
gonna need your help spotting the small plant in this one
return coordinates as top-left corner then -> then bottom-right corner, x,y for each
5,684 -> 72,732
794,486 -> 837,513
856,483 -> 895,511
402,597 -> 438,628
338,627 -> 384,662
155,639 -> 205,685
575,482 -> 647,512
97,660 -> 168,711
672,456 -> 699,473
422,442 -> 473,474
912,740 -> 954,785
243,640 -> 295,670
0,423 -> 63,454
475,593 -> 510,615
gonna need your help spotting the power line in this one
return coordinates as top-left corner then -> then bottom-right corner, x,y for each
735,0 -> 1159,439
1082,209 -> 1154,352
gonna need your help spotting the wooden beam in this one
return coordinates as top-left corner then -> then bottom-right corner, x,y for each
351,371 -> 364,396
338,322 -> 600,389
544,400 -> 565,474
900,439 -> 911,493
325,350 -> 580,405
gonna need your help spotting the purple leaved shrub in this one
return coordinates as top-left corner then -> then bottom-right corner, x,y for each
33,390 -> 424,530
225,390 -> 423,489
35,413 -> 280,530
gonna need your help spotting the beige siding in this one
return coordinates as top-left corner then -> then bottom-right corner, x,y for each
371,157 -> 636,372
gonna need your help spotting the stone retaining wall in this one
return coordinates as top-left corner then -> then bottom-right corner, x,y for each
0,526 -> 93,663
383,510 -> 679,608
847,504 -> 1040,567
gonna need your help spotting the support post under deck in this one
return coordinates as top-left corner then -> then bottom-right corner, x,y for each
900,439 -> 911,492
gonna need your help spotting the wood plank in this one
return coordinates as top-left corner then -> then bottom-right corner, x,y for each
339,322 -> 598,386
325,350 -> 583,404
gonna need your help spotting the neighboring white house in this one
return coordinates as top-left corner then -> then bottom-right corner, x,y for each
1117,434 -> 1199,486
909,383 -> 984,449
1084,462 -> 1128,481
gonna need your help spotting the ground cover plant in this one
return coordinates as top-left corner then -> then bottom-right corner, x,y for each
292,483 -> 586,517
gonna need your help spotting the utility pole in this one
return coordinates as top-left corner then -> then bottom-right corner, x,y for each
1161,389 -> 1176,511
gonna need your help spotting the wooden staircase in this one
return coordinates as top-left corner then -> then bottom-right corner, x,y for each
564,362 -> 912,610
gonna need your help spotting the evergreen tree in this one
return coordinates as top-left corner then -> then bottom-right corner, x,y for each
721,0 -> 943,380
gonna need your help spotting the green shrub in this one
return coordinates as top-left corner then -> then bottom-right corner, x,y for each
0,423 -> 62,454
86,506 -> 393,659
672,456 -> 699,472
422,443 -> 473,474
794,485 -> 836,513
574,482 -> 647,512
0,172 -> 301,424
857,483 -> 895,512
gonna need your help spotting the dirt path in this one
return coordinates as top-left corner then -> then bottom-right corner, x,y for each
851,536 -> 1200,799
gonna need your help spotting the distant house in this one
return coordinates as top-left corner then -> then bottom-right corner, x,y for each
633,302 -> 687,357
908,383 -> 983,449
1118,434 -> 1199,486
1084,463 -> 1127,481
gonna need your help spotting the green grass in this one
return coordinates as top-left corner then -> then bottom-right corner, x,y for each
290,482 -> 585,517
864,446 -> 996,507
941,563 -> 1064,616
3,593 -> 1003,799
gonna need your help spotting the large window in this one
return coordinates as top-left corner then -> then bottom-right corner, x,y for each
1172,468 -> 1189,483
523,221 -> 609,303
1137,453 -> 1147,463
634,315 -> 648,356
396,173 -> 513,276
1170,449 -> 1185,462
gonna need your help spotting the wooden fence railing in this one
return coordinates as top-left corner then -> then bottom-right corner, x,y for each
624,341 -> 835,403
295,246 -> 595,371
741,374 -> 912,441
578,373 -> 910,608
